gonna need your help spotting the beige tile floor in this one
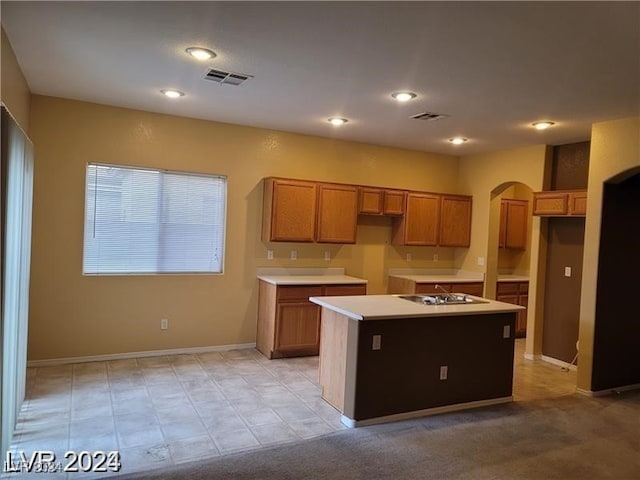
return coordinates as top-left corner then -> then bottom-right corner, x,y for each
5,339 -> 577,478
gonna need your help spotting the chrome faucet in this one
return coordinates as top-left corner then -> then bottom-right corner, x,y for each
435,284 -> 455,301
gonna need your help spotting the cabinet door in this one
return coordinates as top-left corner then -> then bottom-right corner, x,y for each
533,192 -> 568,216
395,192 -> 440,245
516,294 -> 528,337
264,178 -> 317,242
317,183 -> 358,243
383,190 -> 406,216
439,195 -> 472,247
452,282 -> 484,296
497,293 -> 518,305
358,187 -> 383,215
568,191 -> 587,216
275,302 -> 321,355
504,200 -> 528,249
498,200 -> 508,248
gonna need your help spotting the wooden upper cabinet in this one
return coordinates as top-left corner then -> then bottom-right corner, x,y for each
383,190 -> 406,215
358,187 -> 406,216
499,199 -> 528,250
263,178 -> 317,242
568,190 -> 587,215
316,183 -> 358,243
358,187 -> 384,215
439,195 -> 472,247
533,190 -> 587,217
393,192 -> 440,246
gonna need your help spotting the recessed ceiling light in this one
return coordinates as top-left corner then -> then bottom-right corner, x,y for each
532,121 -> 555,130
449,137 -> 468,145
185,47 -> 217,61
328,117 -> 348,126
160,89 -> 185,98
391,91 -> 417,102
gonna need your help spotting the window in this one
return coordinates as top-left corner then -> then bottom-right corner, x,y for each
83,163 -> 226,274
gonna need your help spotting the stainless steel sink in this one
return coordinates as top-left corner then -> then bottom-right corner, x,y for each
398,294 -> 488,305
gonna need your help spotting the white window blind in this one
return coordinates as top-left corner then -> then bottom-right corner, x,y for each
83,164 -> 226,274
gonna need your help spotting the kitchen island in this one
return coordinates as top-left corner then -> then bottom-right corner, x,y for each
309,294 -> 523,427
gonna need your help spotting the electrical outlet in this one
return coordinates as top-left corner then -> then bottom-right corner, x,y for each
372,335 -> 382,350
160,319 -> 168,330
267,249 -> 274,260
406,253 -> 412,261
503,325 -> 510,338
324,251 -> 331,261
439,365 -> 448,380
433,253 -> 439,262
564,266 -> 572,277
290,250 -> 297,260
477,256 -> 485,266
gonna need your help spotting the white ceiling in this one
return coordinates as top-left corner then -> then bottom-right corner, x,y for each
2,1 -> 639,155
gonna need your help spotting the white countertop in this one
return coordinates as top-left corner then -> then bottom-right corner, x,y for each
388,268 -> 484,284
310,294 -> 523,321
257,267 -> 367,286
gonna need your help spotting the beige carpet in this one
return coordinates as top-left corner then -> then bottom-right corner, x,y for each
121,390 -> 640,480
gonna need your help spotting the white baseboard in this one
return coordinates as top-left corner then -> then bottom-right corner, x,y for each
577,382 -> 640,397
27,342 -> 257,367
341,396 -> 513,428
540,354 -> 577,371
524,353 -> 540,361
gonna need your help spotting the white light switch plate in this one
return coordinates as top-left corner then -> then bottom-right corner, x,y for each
406,253 -> 412,261
290,250 -> 297,260
439,366 -> 448,380
372,335 -> 382,350
324,251 -> 330,261
564,266 -> 572,277
503,325 -> 510,338
267,249 -> 274,260
477,256 -> 485,266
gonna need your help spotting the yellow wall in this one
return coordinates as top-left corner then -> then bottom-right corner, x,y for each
1,27 -> 31,132
28,95 -> 461,360
577,116 -> 640,392
457,145 -> 549,356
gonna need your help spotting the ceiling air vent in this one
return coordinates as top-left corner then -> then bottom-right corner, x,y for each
204,68 -> 252,86
410,112 -> 449,122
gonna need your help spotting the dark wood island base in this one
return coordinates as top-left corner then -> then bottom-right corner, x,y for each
313,295 -> 520,427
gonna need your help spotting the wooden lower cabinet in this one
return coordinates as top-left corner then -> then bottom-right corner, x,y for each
496,281 -> 529,337
415,282 -> 484,296
257,281 -> 366,359
388,277 -> 484,297
275,302 -> 320,354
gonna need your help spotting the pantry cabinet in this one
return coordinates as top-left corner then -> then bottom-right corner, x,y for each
499,199 -> 528,249
257,281 -> 367,359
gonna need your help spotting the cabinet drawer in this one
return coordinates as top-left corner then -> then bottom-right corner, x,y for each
452,282 -> 484,296
497,282 -> 519,295
277,285 -> 324,301
415,283 -> 448,294
324,284 -> 367,296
